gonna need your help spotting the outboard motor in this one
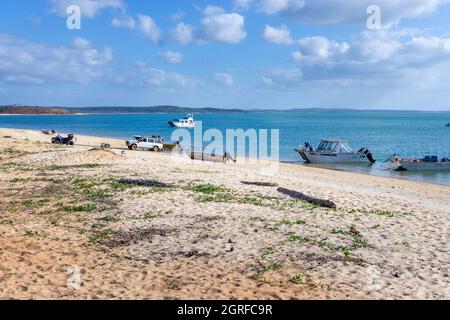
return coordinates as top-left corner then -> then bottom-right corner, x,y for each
359,148 -> 376,163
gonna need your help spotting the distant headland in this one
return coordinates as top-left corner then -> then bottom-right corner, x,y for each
0,105 -> 247,115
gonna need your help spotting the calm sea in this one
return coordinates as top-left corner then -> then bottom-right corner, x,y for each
1,111 -> 450,186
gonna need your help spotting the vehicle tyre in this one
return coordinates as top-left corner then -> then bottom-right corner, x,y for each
69,141 -> 74,146
153,146 -> 160,152
131,144 -> 138,151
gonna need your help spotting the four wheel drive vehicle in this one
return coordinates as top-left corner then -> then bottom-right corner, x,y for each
51,134 -> 76,145
126,136 -> 164,152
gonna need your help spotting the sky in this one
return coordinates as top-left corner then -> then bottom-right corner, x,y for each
1,0 -> 450,110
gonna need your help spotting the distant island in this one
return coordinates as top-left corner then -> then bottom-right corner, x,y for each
0,106 -> 74,115
0,105 -> 247,115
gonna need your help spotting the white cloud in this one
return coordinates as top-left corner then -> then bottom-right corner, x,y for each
233,0 -> 253,11
138,15 -> 161,44
169,22 -> 194,45
170,9 -> 186,21
113,14 -> 161,44
111,15 -> 136,29
158,51 -> 183,64
0,34 -> 113,85
260,68 -> 303,88
259,0 -> 450,26
199,8 -> 247,44
288,30 -> 450,84
297,36 -> 349,61
291,51 -> 302,62
71,37 -> 91,50
214,73 -> 234,87
113,66 -> 197,89
263,24 -> 293,44
204,5 -> 226,16
48,0 -> 124,18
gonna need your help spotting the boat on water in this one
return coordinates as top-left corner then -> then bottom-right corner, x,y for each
446,123 -> 450,127
388,155 -> 450,171
168,114 -> 197,128
295,139 -> 376,164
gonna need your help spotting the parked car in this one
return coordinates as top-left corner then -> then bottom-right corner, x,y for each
126,136 -> 164,152
51,134 -> 76,145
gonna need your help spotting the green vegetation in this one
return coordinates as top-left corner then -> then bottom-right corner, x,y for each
187,183 -> 229,194
88,228 -> 116,245
24,230 -> 40,237
99,215 -> 121,222
290,274 -> 307,285
60,203 -> 97,212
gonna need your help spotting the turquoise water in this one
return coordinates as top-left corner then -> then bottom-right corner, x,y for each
1,111 -> 449,185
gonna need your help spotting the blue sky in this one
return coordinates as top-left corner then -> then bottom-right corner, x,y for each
1,0 -> 450,110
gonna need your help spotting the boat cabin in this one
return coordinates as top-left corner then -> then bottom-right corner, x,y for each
316,139 -> 354,153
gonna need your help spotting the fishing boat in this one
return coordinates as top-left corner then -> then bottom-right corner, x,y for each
295,139 -> 376,164
388,155 -> 450,171
168,114 -> 197,128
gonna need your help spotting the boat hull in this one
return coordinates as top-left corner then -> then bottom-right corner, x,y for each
297,150 -> 371,164
168,121 -> 196,128
399,161 -> 450,171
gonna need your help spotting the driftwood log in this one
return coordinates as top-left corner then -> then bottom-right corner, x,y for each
241,181 -> 279,187
277,187 -> 337,209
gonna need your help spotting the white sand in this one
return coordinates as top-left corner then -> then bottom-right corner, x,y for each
0,128 -> 449,300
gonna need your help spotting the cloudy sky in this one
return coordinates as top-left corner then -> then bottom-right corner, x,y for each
1,0 -> 450,110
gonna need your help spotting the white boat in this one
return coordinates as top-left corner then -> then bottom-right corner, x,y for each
168,114 -> 197,128
389,155 -> 450,171
295,139 -> 376,164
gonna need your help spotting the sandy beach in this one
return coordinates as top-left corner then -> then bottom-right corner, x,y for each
0,128 -> 449,300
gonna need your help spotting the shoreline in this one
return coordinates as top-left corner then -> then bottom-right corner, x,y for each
1,127 -> 448,188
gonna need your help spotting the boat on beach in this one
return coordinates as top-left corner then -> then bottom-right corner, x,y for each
168,114 -> 197,128
388,155 -> 450,171
295,139 -> 376,164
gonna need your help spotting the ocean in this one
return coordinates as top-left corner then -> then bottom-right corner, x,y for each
1,110 -> 449,186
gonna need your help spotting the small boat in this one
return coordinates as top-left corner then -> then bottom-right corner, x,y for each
295,139 -> 376,164
389,155 -> 450,171
168,114 -> 197,128
41,130 -> 56,135
446,123 -> 450,127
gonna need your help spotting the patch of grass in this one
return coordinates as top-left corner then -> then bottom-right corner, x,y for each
88,228 -> 116,245
48,163 -> 102,171
348,208 -> 397,218
11,177 -> 30,183
24,230 -> 39,237
370,210 -> 396,218
1,220 -> 14,226
260,262 -> 282,273
371,224 -> 382,229
0,147 -> 30,159
99,215 -> 121,222
187,183 -> 229,194
143,212 -> 156,220
60,203 -> 97,212
0,162 -> 33,171
290,274 -> 307,285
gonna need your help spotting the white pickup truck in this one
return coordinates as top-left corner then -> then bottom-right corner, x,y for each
126,136 -> 164,152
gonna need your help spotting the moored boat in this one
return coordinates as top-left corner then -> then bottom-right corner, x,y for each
295,139 -> 376,164
389,155 -> 450,171
168,114 -> 197,128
